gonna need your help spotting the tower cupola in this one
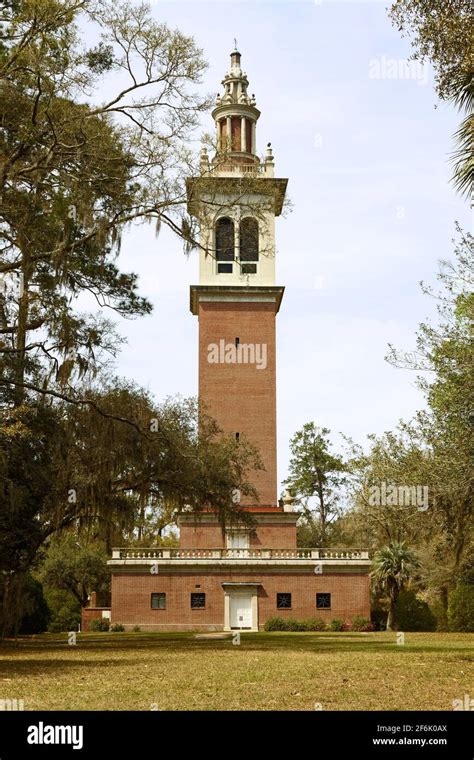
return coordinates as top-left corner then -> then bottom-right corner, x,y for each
212,47 -> 260,162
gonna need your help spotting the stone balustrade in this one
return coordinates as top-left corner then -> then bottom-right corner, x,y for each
207,161 -> 272,178
110,547 -> 369,561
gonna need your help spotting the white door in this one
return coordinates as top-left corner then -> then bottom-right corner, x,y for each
227,532 -> 249,549
230,593 -> 253,629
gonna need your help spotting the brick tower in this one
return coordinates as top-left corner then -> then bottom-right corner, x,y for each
187,48 -> 288,510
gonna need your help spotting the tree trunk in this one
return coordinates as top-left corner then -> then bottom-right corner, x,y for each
317,480 -> 326,545
386,587 -> 398,631
386,603 -> 395,631
440,585 -> 449,612
13,244 -> 30,407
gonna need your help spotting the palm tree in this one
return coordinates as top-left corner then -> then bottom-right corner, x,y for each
450,69 -> 474,200
371,541 -> 420,631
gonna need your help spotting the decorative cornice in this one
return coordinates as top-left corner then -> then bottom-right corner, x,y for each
189,285 -> 285,315
186,176 -> 288,217
212,102 -> 261,122
177,511 -> 298,526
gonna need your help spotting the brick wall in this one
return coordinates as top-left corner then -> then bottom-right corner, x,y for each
81,607 -> 110,632
179,521 -> 296,549
111,570 -> 370,631
179,524 -> 224,548
199,301 -> 277,507
249,524 -> 296,549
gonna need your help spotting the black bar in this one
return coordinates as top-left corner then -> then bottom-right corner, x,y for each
0,711 -> 472,757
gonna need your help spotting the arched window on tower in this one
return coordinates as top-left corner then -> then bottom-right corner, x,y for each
239,218 -> 259,274
215,217 -> 235,273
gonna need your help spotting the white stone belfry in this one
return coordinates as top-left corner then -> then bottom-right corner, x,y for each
186,49 -> 287,290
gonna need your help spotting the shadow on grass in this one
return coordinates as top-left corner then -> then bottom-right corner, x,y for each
1,632 -> 472,659
0,658 -> 137,676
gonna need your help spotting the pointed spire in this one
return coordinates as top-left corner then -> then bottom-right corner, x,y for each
230,40 -> 241,72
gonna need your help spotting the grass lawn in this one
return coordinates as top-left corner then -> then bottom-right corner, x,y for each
0,631 -> 472,711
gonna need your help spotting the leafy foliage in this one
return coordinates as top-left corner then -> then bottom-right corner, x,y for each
263,616 -> 328,632
351,616 -> 374,632
389,1 -> 473,197
395,590 -> 437,631
285,423 -> 346,545
0,572 -> 50,635
0,387 -> 262,632
343,231 -> 473,621
44,588 -> 81,633
89,618 -> 110,632
39,533 -> 110,608
448,583 -> 474,632
17,575 -> 50,634
0,0 -> 211,407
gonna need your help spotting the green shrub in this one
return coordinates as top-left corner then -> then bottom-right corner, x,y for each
45,589 -> 81,633
89,618 -> 110,632
301,617 -> 326,631
448,583 -> 474,632
17,575 -> 50,634
329,618 -> 344,631
48,612 -> 80,634
427,597 -> 448,632
264,616 -> 288,631
111,623 -> 125,632
285,618 -> 303,631
18,573 -> 51,633
263,617 -> 312,632
296,619 -> 310,631
132,625 -> 141,632
264,616 -> 338,632
351,616 -> 374,632
395,590 -> 437,632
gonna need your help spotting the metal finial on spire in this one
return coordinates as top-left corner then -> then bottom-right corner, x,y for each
233,38 -> 238,52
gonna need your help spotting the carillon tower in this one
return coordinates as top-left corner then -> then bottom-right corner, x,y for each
187,48 -> 288,510
107,48 -> 372,634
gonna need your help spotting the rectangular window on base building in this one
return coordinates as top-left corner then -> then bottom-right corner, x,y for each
191,592 -> 206,609
151,593 -> 166,610
276,593 -> 292,609
316,593 -> 331,609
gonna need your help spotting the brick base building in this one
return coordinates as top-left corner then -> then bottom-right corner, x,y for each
107,512 -> 371,632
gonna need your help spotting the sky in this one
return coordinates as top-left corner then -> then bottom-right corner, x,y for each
86,1 -> 470,490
